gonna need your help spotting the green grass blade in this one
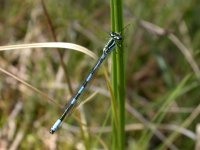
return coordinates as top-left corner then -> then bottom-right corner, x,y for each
110,0 -> 125,149
139,75 -> 192,149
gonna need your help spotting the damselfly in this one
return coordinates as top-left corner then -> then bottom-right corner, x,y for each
50,32 -> 122,134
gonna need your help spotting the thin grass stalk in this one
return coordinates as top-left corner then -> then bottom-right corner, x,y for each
110,0 -> 125,149
36,2 -> 90,147
139,75 -> 191,149
110,1 -> 118,147
41,0 -> 74,96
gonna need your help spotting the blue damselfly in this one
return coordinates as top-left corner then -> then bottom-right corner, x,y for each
50,32 -> 122,134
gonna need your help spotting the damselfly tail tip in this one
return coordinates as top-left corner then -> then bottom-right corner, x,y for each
50,129 -> 55,134
50,119 -> 62,134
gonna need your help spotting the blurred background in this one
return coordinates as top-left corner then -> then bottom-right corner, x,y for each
0,0 -> 200,149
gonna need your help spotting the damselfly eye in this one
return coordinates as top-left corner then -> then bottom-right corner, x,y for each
110,32 -> 122,41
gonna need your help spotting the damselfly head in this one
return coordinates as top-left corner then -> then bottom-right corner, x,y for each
110,32 -> 122,41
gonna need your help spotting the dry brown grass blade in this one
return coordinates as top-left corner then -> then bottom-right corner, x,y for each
126,101 -> 178,150
0,42 -> 97,60
140,20 -> 200,80
162,100 -> 200,148
0,42 -> 97,108
0,68 -> 61,107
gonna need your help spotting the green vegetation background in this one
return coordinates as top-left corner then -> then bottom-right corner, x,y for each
0,0 -> 200,149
